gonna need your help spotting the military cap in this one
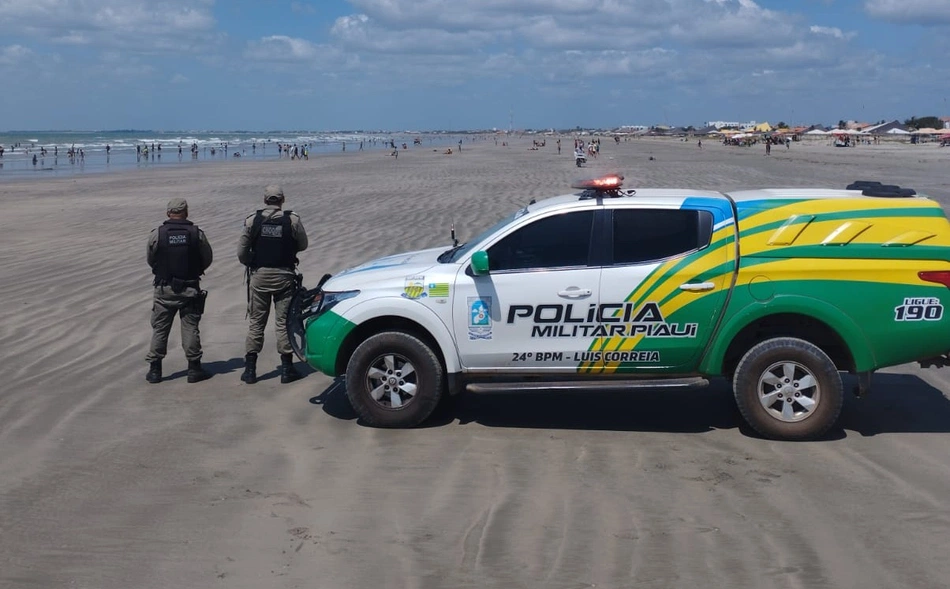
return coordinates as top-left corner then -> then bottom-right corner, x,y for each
263,184 -> 285,203
166,197 -> 188,213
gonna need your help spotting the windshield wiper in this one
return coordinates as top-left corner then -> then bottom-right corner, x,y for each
438,243 -> 466,263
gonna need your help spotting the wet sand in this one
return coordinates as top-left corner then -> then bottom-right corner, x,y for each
2,137 -> 950,588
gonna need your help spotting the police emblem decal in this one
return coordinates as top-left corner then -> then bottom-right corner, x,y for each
468,297 -> 492,340
402,276 -> 427,299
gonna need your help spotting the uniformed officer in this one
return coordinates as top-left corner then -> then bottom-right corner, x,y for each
237,184 -> 309,384
146,197 -> 214,383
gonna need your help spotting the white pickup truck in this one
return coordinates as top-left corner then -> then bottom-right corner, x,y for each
289,175 -> 950,440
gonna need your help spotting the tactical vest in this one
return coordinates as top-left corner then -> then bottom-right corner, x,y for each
250,210 -> 297,269
153,219 -> 202,285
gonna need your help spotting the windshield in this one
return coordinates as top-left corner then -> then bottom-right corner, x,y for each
439,206 -> 528,263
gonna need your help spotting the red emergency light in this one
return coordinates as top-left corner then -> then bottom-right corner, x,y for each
571,173 -> 625,191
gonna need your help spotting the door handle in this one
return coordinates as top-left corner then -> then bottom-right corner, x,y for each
679,282 -> 715,292
558,287 -> 592,298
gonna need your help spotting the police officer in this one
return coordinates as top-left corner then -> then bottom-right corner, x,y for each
146,198 -> 214,383
237,185 -> 308,384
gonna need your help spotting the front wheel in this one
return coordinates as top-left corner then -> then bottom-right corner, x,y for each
732,337 -> 843,441
345,332 -> 444,427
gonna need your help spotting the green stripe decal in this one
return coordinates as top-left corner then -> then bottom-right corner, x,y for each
629,235 -> 735,308
746,244 -> 950,261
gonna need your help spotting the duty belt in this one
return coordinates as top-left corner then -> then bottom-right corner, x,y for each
155,277 -> 200,293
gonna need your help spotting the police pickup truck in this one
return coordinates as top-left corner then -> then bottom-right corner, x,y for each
289,175 -> 950,440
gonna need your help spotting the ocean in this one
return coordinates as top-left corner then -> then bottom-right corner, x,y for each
0,130 -> 464,180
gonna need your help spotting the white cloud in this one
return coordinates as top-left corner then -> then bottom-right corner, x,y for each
0,44 -> 33,65
180,0 -> 937,118
339,0 -> 802,54
5,0 -> 939,129
330,13 -> 503,54
317,0 -> 856,85
245,35 -> 321,62
865,0 -> 950,24
810,25 -> 856,40
0,0 -> 218,51
575,48 -> 678,76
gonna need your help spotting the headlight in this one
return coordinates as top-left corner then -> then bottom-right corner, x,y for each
314,290 -> 360,316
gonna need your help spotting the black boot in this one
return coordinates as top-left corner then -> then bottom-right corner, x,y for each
280,353 -> 302,384
146,360 -> 162,384
241,353 -> 258,384
187,359 -> 211,383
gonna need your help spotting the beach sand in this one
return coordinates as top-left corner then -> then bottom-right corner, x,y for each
2,137 -> 950,588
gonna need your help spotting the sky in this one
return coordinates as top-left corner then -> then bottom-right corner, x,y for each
1,0 -> 949,131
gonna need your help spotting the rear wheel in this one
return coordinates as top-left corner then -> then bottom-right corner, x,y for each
733,337 -> 843,441
345,332 -> 444,427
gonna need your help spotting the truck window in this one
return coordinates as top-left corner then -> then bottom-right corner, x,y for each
487,210 -> 595,271
612,209 -> 713,264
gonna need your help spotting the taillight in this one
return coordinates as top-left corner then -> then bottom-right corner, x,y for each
918,271 -> 950,288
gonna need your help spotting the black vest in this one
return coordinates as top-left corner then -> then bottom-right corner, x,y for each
153,219 -> 202,284
250,210 -> 297,269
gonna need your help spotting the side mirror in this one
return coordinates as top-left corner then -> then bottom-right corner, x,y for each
470,250 -> 490,276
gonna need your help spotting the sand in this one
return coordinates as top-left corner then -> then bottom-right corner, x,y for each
2,137 -> 950,589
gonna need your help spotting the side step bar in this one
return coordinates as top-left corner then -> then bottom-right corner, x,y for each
466,377 -> 709,394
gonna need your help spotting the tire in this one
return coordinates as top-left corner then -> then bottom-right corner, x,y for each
345,331 -> 444,428
732,337 -> 843,441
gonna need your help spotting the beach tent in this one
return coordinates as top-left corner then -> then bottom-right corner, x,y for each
912,128 -> 940,134
804,129 -> 827,135
885,128 -> 911,135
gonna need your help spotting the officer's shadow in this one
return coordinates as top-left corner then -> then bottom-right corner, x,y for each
164,357 -> 245,381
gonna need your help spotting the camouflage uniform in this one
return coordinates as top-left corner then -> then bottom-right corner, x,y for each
145,198 -> 214,383
237,185 -> 308,383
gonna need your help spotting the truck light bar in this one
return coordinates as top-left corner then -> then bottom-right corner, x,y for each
572,174 -> 624,191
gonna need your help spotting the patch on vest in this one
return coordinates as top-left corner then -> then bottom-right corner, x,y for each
261,224 -> 283,238
168,234 -> 188,245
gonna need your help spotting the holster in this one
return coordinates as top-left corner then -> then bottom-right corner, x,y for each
194,290 -> 208,315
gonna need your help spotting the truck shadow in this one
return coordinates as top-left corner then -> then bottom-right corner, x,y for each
836,372 -> 950,437
310,372 -> 950,438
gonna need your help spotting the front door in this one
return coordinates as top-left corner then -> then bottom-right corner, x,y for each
452,209 -> 602,372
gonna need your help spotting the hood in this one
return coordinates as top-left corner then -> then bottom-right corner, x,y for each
324,245 -> 450,290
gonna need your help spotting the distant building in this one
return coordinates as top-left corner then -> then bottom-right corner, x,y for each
863,120 -> 912,135
705,120 -> 757,129
941,117 -> 950,129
